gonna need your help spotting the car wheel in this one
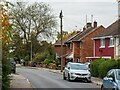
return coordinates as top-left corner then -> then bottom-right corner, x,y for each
63,72 -> 66,80
13,69 -> 16,73
68,74 -> 71,81
101,85 -> 105,90
86,80 -> 91,83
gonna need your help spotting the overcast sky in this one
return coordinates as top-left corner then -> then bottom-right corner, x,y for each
7,0 -> 119,32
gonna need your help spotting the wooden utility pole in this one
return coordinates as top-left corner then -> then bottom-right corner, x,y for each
59,10 -> 63,72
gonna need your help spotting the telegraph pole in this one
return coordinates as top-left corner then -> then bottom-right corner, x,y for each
59,10 -> 63,72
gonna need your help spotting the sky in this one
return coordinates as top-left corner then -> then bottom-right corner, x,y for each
7,0 -> 119,33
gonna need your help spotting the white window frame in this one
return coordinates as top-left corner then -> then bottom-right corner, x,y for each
109,38 -> 114,47
100,38 -> 105,48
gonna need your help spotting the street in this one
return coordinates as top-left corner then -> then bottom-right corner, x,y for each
17,67 -> 100,89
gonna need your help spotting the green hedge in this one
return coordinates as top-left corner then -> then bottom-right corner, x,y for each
90,58 -> 120,78
98,59 -> 118,78
90,58 -> 105,77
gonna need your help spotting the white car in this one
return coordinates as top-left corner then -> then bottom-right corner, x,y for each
63,62 -> 91,82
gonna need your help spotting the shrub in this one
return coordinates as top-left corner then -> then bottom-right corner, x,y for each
90,58 -> 120,78
24,55 -> 29,61
33,53 -> 47,62
2,64 -> 11,89
41,54 -> 56,65
42,59 -> 55,65
98,59 -> 118,78
90,58 -> 106,77
116,59 -> 120,68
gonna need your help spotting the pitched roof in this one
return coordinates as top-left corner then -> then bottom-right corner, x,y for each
71,27 -> 94,41
66,25 -> 103,42
65,31 -> 82,43
54,32 -> 80,46
94,20 -> 120,39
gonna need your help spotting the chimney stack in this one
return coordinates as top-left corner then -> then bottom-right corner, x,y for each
83,27 -> 86,31
86,22 -> 92,28
93,21 -> 97,28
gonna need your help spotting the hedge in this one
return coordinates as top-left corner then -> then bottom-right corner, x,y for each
90,58 -> 105,77
98,59 -> 118,78
90,58 -> 120,78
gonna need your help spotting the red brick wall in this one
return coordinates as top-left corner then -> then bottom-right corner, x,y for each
54,45 -> 67,66
73,41 -> 80,62
80,26 -> 105,63
54,45 -> 67,57
66,43 -> 72,54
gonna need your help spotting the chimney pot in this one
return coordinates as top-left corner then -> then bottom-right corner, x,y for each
86,22 -> 92,28
93,21 -> 97,28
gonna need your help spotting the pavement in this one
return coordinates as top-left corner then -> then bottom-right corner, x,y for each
10,73 -> 32,88
10,66 -> 103,88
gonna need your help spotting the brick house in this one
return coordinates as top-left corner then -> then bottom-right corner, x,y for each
54,32 -> 79,66
91,20 -> 120,60
65,21 -> 105,63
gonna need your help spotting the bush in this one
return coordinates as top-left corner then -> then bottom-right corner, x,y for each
42,59 -> 55,65
90,58 -> 120,79
24,55 -> 29,61
33,53 -> 46,62
98,59 -> 118,78
90,58 -> 106,77
2,64 -> 11,89
116,59 -> 120,68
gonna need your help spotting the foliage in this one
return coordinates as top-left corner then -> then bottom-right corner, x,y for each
90,58 -> 106,77
90,58 -> 120,78
1,1 -> 13,89
24,55 -> 29,61
33,52 -> 47,62
7,2 -> 57,62
116,59 -> 120,68
8,2 -> 57,42
2,64 -> 11,89
33,41 -> 55,63
42,55 -> 56,65
98,59 -> 118,78
63,31 -> 78,40
57,31 -> 78,40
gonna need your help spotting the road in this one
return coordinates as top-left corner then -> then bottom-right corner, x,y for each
17,67 -> 100,89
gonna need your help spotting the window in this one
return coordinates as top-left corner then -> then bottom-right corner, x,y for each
109,38 -> 114,47
100,38 -> 105,47
70,44 -> 73,50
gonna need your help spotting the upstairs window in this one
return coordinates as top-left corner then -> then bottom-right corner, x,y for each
109,38 -> 114,47
70,43 -> 73,51
100,38 -> 105,48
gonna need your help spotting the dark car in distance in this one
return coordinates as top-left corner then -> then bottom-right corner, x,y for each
10,58 -> 16,73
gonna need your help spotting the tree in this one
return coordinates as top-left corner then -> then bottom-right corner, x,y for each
1,1 -> 13,89
8,2 -> 57,42
56,31 -> 78,41
7,2 -> 57,62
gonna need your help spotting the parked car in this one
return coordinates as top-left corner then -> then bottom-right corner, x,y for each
101,69 -> 120,90
84,62 -> 91,70
63,62 -> 91,82
10,58 -> 16,73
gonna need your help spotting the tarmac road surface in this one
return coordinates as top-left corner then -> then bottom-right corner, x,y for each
17,67 -> 101,89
